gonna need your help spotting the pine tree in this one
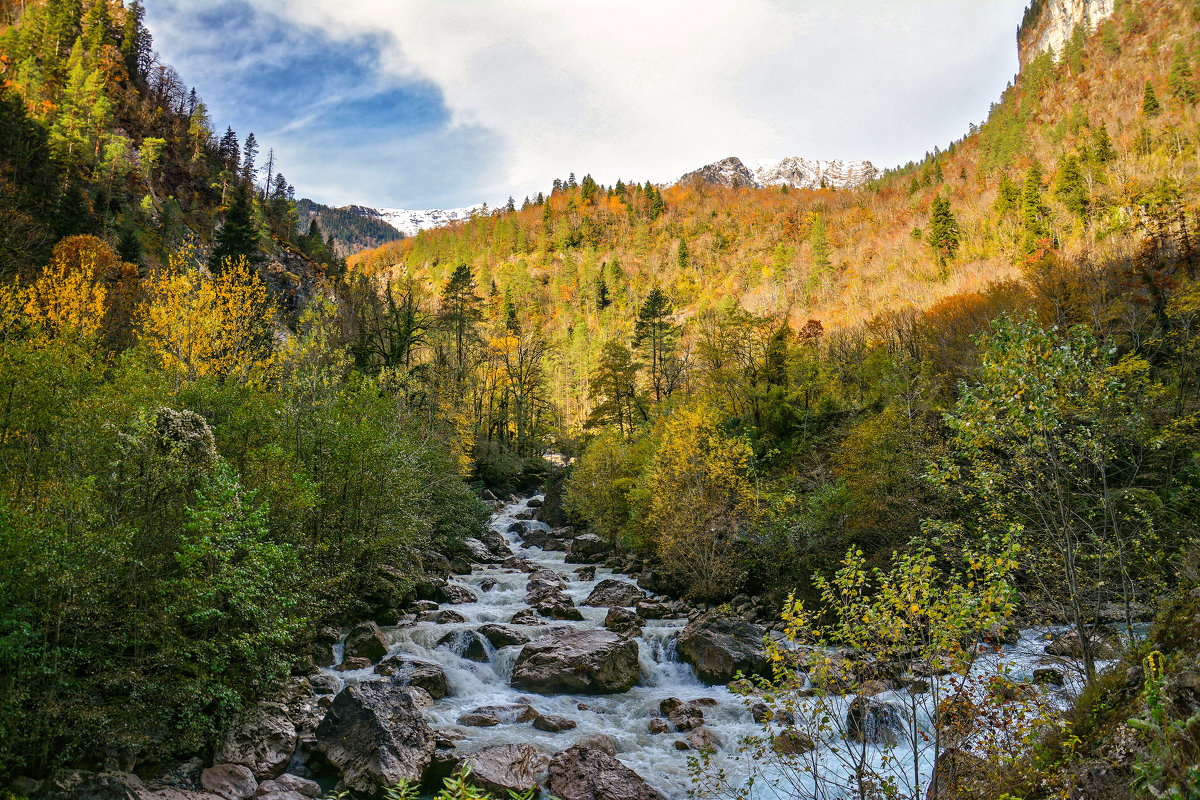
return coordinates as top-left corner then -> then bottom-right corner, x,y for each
1169,45 -> 1196,106
1054,154 -> 1088,219
809,214 -> 831,272
927,195 -> 960,262
677,239 -> 689,272
634,287 -> 678,403
1091,123 -> 1116,165
994,174 -> 1021,216
209,184 -> 260,272
120,0 -> 150,82
648,186 -> 664,221
439,263 -> 483,370
241,132 -> 258,183
220,127 -> 240,170
505,196 -> 516,213
1142,82 -> 1161,117
1021,162 -> 1050,248
568,172 -> 577,188
595,273 -> 611,311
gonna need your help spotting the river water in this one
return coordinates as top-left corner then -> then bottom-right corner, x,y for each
319,495 -> 1098,799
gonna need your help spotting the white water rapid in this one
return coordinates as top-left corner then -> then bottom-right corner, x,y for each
317,495 -> 1107,799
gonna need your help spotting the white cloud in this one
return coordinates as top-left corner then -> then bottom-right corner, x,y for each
159,1 -> 1030,207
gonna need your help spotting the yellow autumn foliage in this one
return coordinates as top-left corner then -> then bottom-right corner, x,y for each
22,235 -> 111,343
139,254 -> 276,386
644,402 -> 758,600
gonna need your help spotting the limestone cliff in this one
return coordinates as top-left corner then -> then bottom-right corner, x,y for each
1018,0 -> 1116,70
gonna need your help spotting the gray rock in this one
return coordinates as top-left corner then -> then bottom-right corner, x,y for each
772,729 -> 815,755
574,566 -> 597,581
436,584 -> 479,604
660,698 -> 704,732
344,621 -> 388,664
309,674 -> 341,695
42,770 -> 147,800
374,656 -> 448,698
845,696 -> 905,745
479,623 -> 531,648
584,580 -> 648,608
200,764 -> 257,800
603,607 -> 645,637
254,774 -> 320,798
313,682 -> 435,794
435,609 -> 468,624
565,534 -> 608,564
511,607 -> 545,625
533,713 -> 578,732
437,630 -> 491,662
462,744 -> 549,796
676,613 -> 770,684
214,702 -> 298,780
511,629 -> 640,694
546,744 -> 665,800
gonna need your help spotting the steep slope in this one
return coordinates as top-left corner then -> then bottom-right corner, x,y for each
296,198 -> 404,257
1018,0 -> 1116,69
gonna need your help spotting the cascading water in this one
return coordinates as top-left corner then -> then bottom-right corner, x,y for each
319,495 -> 1105,799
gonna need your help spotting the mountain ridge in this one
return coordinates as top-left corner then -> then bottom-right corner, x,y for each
678,155 -> 879,190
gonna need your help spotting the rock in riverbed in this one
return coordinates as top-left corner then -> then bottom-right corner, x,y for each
511,629 -> 639,694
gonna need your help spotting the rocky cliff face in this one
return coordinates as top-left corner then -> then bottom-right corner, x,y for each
1018,0 -> 1116,70
678,156 -> 879,191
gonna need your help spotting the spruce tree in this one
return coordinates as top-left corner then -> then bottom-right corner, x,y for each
241,132 -> 258,183
439,264 -> 483,369
927,195 -> 960,262
634,287 -> 677,403
1143,82 -> 1161,117
1091,123 -> 1116,165
1054,154 -> 1088,219
209,184 -> 260,272
994,174 -> 1020,216
1169,45 -> 1196,106
595,273 -> 611,311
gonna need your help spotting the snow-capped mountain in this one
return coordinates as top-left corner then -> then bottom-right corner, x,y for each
679,156 -> 879,191
355,204 -> 485,238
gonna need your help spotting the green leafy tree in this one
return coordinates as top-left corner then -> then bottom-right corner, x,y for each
933,315 -> 1160,682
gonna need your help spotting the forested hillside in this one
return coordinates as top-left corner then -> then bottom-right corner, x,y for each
296,198 -> 404,258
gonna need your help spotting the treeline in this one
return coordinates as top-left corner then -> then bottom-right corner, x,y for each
295,199 -> 404,258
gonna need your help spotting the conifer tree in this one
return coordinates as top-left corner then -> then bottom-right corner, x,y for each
1142,82 -> 1161,116
1169,45 -> 1196,106
220,127 -> 240,170
1091,123 -> 1116,165
209,184 -> 260,272
634,287 -> 678,403
809,215 -> 831,272
1054,154 -> 1088,219
927,195 -> 960,262
595,273 -> 611,311
505,196 -> 516,213
1021,161 -> 1050,247
439,263 -> 483,370
994,174 -> 1021,216
677,239 -> 689,272
241,132 -> 258,184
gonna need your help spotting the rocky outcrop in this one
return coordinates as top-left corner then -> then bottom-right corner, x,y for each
1018,0 -> 1116,71
213,702 -> 297,780
511,629 -> 640,694
583,580 -> 647,608
545,744 -> 665,800
461,744 -> 549,796
200,764 -> 257,800
313,682 -> 435,794
676,613 -> 770,684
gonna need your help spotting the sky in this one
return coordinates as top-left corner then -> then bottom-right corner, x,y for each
143,0 -> 1029,211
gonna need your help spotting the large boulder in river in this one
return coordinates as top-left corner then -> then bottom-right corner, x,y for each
374,656 -> 448,699
213,701 -> 297,779
436,583 -> 479,605
845,696 -> 905,745
676,613 -> 770,684
462,744 -> 550,796
199,764 -> 257,800
604,607 -> 645,637
565,534 -> 608,564
313,682 -> 435,794
545,744 -> 665,800
437,629 -> 491,662
479,623 -> 531,648
511,629 -> 640,694
344,621 -> 389,663
583,579 -> 647,608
